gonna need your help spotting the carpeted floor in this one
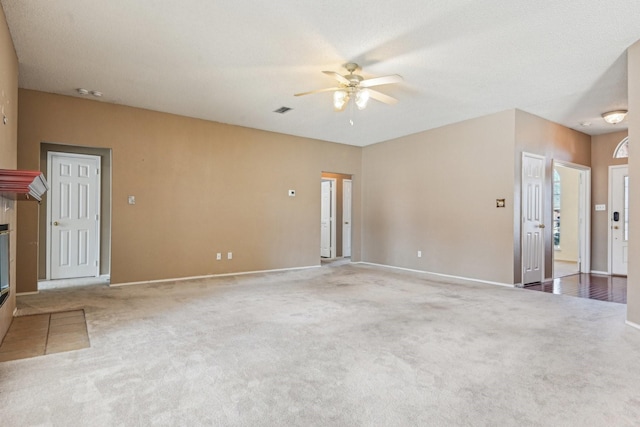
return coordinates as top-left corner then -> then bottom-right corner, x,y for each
1,264 -> 639,426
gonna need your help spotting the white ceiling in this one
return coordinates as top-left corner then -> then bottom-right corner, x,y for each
2,0 -> 640,146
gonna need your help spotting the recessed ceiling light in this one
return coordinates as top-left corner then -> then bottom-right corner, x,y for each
76,88 -> 89,95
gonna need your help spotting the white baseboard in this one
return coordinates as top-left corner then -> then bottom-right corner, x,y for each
625,320 -> 640,331
590,270 -> 609,275
354,262 -> 514,288
16,291 -> 39,296
110,265 -> 321,288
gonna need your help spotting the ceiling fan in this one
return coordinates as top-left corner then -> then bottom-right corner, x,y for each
294,63 -> 403,111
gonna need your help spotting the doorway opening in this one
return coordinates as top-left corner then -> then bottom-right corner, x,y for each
552,161 -> 591,278
320,172 -> 352,263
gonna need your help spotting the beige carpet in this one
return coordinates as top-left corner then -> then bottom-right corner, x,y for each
1,264 -> 640,426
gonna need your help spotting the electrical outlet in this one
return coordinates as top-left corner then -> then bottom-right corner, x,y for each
417,250 -> 422,258
227,252 -> 233,260
216,253 -> 221,260
128,195 -> 136,205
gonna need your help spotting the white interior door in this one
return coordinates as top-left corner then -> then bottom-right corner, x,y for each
343,179 -> 352,258
610,165 -> 628,276
522,153 -> 546,284
48,152 -> 101,279
321,180 -> 332,258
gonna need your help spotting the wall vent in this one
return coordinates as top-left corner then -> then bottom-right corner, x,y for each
274,106 -> 293,114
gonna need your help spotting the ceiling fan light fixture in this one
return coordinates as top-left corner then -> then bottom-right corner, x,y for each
355,89 -> 370,110
602,110 -> 628,124
333,90 -> 349,111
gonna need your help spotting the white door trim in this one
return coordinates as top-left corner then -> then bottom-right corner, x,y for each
46,151 -> 101,280
552,160 -> 591,274
608,165 -> 628,275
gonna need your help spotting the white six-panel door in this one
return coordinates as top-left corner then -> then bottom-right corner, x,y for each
610,165 -> 628,276
320,180 -> 332,258
343,179 -> 352,258
48,152 -> 101,279
522,153 -> 546,285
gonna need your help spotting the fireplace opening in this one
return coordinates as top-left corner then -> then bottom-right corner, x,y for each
0,224 -> 9,308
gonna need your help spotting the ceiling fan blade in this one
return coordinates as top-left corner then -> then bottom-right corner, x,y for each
322,71 -> 351,85
294,87 -> 340,97
360,74 -> 403,88
368,89 -> 398,105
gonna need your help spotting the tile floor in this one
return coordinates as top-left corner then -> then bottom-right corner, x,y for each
0,309 -> 90,362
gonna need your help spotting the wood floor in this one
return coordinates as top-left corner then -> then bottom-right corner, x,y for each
524,273 -> 627,304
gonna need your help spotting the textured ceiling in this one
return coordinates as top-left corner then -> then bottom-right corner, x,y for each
2,0 -> 640,146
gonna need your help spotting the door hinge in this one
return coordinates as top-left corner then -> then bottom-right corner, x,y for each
96,214 -> 99,220
95,260 -> 98,266
96,169 -> 100,175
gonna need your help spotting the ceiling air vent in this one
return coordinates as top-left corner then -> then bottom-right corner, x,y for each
274,106 -> 293,114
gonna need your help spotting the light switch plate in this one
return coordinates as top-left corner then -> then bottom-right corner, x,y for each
128,195 -> 136,205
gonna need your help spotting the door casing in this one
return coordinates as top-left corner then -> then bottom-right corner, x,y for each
552,160 -> 591,275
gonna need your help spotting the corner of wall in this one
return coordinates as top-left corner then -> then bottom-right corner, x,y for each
626,40 -> 640,325
0,1 -> 19,341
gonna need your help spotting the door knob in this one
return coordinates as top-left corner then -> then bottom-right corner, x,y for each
538,224 -> 545,228
614,225 -> 619,229
345,222 -> 349,225
53,221 -> 59,226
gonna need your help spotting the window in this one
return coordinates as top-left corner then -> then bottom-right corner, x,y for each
614,137 -> 629,159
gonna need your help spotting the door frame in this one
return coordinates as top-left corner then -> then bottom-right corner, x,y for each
552,160 -> 591,275
46,151 -> 102,280
608,164 -> 628,275
320,177 -> 337,259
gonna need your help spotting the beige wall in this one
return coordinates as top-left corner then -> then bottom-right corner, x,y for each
17,90 -> 362,291
362,110 -> 516,285
514,110 -> 591,283
590,131 -> 628,272
627,41 -> 640,326
0,3 -> 18,340
554,165 -> 580,262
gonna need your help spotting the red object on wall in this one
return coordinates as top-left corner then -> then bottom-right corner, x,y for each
0,169 -> 49,201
